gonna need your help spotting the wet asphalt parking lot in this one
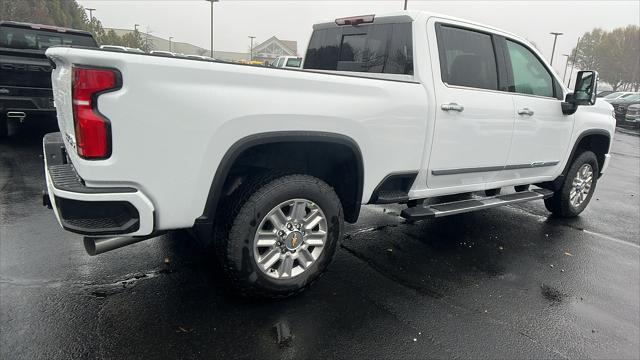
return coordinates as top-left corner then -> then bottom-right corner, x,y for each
1,126 -> 639,359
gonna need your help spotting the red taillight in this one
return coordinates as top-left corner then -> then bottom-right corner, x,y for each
72,67 -> 119,159
335,14 -> 375,26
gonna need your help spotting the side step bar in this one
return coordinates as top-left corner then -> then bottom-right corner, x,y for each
401,189 -> 553,220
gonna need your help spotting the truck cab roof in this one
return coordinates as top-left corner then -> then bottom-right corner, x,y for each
314,10 -> 524,46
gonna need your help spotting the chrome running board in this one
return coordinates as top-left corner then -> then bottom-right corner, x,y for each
401,189 -> 553,220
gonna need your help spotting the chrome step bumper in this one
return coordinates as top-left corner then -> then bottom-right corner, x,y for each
401,189 -> 554,220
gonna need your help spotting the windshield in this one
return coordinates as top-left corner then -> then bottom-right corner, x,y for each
0,25 -> 97,50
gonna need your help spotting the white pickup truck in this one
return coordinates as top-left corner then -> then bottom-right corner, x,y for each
43,11 -> 614,298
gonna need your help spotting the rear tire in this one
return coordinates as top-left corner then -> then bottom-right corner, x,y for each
544,151 -> 599,218
215,173 -> 343,298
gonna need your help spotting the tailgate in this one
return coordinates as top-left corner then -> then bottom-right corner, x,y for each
0,49 -> 53,88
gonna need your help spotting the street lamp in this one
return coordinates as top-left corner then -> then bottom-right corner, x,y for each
562,54 -> 570,83
567,36 -> 581,87
205,0 -> 219,58
404,0 -> 408,10
85,8 -> 96,22
549,32 -> 563,66
134,24 -> 140,31
169,37 -> 174,52
248,36 -> 256,61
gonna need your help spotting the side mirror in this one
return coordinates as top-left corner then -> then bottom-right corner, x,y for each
562,70 -> 598,114
573,70 -> 598,105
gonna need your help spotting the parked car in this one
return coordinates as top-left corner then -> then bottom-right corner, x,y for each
596,90 -> 614,98
236,59 -> 268,66
100,45 -> 145,53
608,93 -> 640,121
270,56 -> 303,69
603,91 -> 636,101
42,11 -> 614,298
624,103 -> 640,125
149,50 -> 175,57
185,54 -> 216,61
0,21 -> 98,136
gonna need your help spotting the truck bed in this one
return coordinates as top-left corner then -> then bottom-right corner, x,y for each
45,46 -> 429,231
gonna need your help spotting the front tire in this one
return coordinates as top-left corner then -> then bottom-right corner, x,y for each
216,173 -> 343,298
544,151 -> 599,218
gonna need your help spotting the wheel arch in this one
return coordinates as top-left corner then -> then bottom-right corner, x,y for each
540,129 -> 611,191
563,129 -> 611,176
193,131 -> 364,241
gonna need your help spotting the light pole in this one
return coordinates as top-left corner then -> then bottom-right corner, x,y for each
404,0 -> 408,10
549,32 -> 563,66
169,37 -> 173,52
562,54 -> 570,83
134,24 -> 140,31
205,0 -> 219,58
248,36 -> 256,61
85,8 -> 96,22
568,36 -> 581,87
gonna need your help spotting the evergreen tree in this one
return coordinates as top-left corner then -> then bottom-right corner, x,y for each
1,0 -> 148,50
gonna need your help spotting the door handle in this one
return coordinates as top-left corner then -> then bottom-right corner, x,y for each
518,108 -> 534,116
441,103 -> 464,112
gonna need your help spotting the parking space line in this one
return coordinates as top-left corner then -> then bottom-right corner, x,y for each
582,229 -> 640,250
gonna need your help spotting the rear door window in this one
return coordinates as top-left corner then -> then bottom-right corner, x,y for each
436,25 -> 499,91
304,22 -> 413,75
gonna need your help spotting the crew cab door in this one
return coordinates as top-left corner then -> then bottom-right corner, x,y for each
426,20 -> 515,189
493,38 -> 573,182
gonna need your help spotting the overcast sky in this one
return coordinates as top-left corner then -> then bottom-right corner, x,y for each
78,0 -> 639,74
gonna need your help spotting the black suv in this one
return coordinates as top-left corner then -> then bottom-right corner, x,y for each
0,21 -> 98,136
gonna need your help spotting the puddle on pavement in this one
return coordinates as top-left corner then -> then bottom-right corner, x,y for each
87,268 -> 174,299
273,320 -> 294,347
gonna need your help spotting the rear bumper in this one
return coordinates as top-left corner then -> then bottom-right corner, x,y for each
43,132 -> 155,236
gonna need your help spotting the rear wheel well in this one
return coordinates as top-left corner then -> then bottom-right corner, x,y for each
212,136 -> 363,225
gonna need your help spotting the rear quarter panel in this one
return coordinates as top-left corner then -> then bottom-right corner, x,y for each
46,47 -> 428,230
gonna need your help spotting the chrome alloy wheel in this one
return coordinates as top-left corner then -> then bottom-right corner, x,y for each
569,164 -> 594,208
253,199 -> 328,279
